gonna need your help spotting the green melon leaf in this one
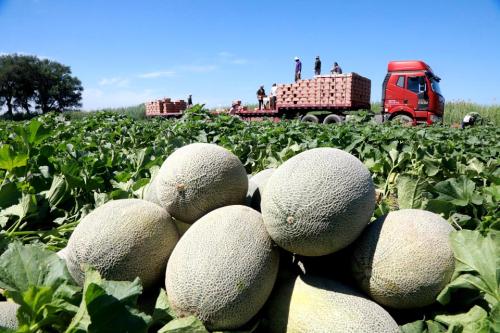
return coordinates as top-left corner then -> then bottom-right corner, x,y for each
434,176 -> 483,206
483,185 -> 500,204
400,320 -> 446,333
435,305 -> 490,333
437,273 -> 483,306
0,182 -> 20,210
465,158 -> 485,175
0,144 -> 28,173
66,268 -> 151,333
425,199 -> 456,217
441,230 -> 499,307
399,320 -> 427,333
14,119 -> 51,146
422,158 -> 440,177
151,289 -> 175,326
397,176 -> 429,209
0,242 -> 75,292
6,284 -> 80,333
157,316 -> 209,333
0,243 -> 80,332
44,174 -> 69,208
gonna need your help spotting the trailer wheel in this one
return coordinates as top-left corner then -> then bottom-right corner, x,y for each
391,114 -> 413,124
301,114 -> 319,123
323,114 -> 344,124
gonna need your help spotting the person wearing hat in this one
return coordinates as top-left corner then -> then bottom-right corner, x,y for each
461,112 -> 481,128
314,56 -> 321,76
256,85 -> 266,110
294,57 -> 302,82
331,62 -> 343,74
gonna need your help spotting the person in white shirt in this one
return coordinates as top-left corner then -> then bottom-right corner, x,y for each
270,83 -> 278,110
461,112 -> 479,128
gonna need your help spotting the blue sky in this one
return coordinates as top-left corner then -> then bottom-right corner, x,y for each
1,0 -> 499,109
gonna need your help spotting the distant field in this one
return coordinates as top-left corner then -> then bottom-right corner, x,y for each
74,101 -> 499,125
443,101 -> 499,125
68,104 -> 147,120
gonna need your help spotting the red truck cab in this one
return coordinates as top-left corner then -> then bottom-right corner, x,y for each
382,60 -> 444,124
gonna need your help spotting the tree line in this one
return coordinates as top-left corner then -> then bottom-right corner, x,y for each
0,54 -> 83,118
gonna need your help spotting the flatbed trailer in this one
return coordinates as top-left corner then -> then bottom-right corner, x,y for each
146,102 -> 371,123
146,112 -> 184,118
145,60 -> 445,125
234,102 -> 371,123
232,73 -> 372,123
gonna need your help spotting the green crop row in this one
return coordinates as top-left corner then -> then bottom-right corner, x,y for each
80,100 -> 499,126
1,106 -> 498,246
0,106 -> 498,332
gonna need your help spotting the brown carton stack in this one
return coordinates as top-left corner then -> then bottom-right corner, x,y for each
276,73 -> 370,108
145,101 -> 163,115
145,97 -> 188,116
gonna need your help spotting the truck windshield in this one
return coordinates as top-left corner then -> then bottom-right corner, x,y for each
430,78 -> 442,95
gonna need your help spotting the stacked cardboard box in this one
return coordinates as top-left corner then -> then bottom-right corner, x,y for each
145,98 -> 187,115
276,73 -> 370,108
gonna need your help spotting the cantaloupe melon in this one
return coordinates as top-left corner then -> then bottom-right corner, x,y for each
261,148 -> 375,256
0,301 -> 19,330
351,209 -> 455,309
246,168 -> 275,211
165,205 -> 279,330
66,199 -> 179,289
263,275 -> 400,333
155,143 -> 248,223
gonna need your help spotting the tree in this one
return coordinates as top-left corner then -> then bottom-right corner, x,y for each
34,59 -> 83,113
0,54 -> 83,117
0,55 -> 18,118
13,55 -> 38,115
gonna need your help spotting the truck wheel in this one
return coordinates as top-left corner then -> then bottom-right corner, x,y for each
301,114 -> 319,123
323,114 -> 344,124
391,114 -> 413,124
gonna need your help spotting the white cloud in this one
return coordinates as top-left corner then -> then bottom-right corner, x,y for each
218,51 -> 233,58
217,51 -> 249,65
231,58 -> 248,65
137,64 -> 217,79
179,65 -> 217,73
82,88 -> 156,110
138,71 -> 176,79
98,77 -> 130,87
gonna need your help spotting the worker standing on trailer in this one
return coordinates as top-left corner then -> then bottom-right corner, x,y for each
314,56 -> 321,75
187,94 -> 193,107
257,85 -> 266,110
331,62 -> 343,74
294,57 -> 302,82
270,83 -> 278,110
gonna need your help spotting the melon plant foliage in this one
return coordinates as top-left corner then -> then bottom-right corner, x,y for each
0,106 -> 498,332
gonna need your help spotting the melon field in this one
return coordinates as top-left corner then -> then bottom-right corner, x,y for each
0,106 -> 498,332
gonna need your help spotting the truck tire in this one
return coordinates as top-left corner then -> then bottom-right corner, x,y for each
301,114 -> 319,123
323,114 -> 344,124
391,114 -> 413,124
